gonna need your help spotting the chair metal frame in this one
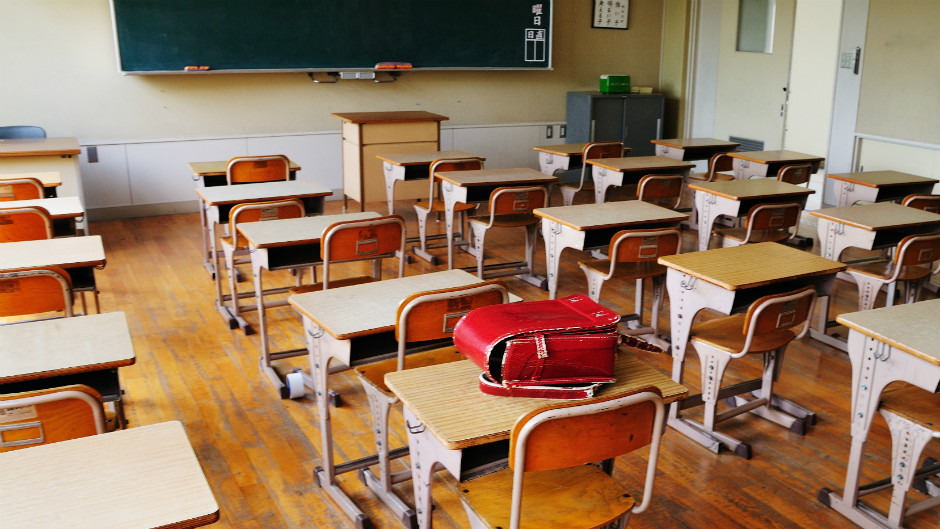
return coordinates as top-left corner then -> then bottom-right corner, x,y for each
636,174 -> 684,210
846,232 -> 940,311
411,157 -> 484,265
0,266 -> 74,322
776,163 -> 813,187
713,201 -> 802,248
225,154 -> 291,185
0,385 -> 105,452
0,206 -> 54,242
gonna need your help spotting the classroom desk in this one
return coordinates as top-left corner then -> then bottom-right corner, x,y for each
385,353 -> 689,529
658,243 -> 844,454
0,420 -> 220,529
0,235 -> 106,315
534,200 -> 688,299
435,167 -> 557,273
188,159 -> 302,278
586,156 -> 695,204
1,195 -> 86,236
377,150 -> 482,215
235,211 -> 380,397
0,170 -> 61,197
533,143 -> 589,175
819,299 -> 940,529
195,180 -> 331,330
690,178 -> 815,251
0,137 -> 81,200
0,311 -> 135,429
288,270 -> 503,528
651,138 -> 740,161
827,170 -> 939,208
727,150 -> 824,180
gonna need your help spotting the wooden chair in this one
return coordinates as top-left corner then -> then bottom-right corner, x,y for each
412,157 -> 483,265
0,177 -> 44,201
688,152 -> 735,183
902,193 -> 940,213
457,387 -> 666,529
0,206 -> 53,242
218,199 -> 306,330
559,141 -> 624,206
845,232 -> 940,311
680,286 -> 818,459
712,202 -> 802,248
355,281 -> 510,526
466,186 -> 548,285
776,163 -> 813,187
225,155 -> 291,185
0,385 -> 105,452
578,228 -> 680,340
636,174 -> 684,210
870,383 -> 940,527
0,266 -> 73,321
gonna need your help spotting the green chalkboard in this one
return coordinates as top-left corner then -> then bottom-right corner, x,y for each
110,0 -> 552,73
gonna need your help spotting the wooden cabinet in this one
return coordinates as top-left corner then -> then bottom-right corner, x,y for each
565,92 -> 664,157
333,111 -> 448,210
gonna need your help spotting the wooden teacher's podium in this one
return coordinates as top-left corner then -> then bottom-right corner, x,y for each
333,111 -> 448,211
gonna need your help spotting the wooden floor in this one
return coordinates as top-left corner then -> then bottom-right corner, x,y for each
84,194 -> 939,529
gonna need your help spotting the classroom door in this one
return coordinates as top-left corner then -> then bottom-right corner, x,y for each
712,0 -> 796,151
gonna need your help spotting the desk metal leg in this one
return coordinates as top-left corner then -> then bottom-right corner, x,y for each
403,407 -> 465,529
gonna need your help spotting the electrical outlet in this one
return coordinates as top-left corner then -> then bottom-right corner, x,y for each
559,125 -> 566,139
545,125 -> 553,139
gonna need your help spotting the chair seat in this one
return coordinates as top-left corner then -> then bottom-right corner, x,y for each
415,199 -> 476,214
290,276 -> 377,295
847,260 -> 934,281
880,382 -> 940,430
459,463 -> 634,529
356,346 -> 462,394
578,259 -> 667,280
469,214 -> 541,228
713,227 -> 792,244
691,313 -> 796,354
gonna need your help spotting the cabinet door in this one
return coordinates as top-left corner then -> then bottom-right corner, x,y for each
622,96 -> 664,156
591,97 -> 627,143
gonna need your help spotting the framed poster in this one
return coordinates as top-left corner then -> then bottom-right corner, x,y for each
592,0 -> 629,29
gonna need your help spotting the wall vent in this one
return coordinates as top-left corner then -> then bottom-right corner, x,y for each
729,136 -> 765,152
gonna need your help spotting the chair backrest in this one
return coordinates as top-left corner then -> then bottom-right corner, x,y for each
776,164 -> 812,186
226,155 -> 291,185
576,141 -> 624,187
0,385 -> 105,452
893,232 -> 940,274
609,228 -> 681,264
321,215 -> 406,287
742,202 -> 802,242
636,174 -> 683,209
902,194 -> 940,214
488,186 -> 548,217
427,157 -> 484,201
706,153 -> 735,181
0,206 -> 54,242
739,286 -> 817,356
0,266 -> 73,318
0,126 -> 46,139
507,387 -> 665,522
228,199 -> 305,248
395,281 -> 510,370
0,177 -> 44,201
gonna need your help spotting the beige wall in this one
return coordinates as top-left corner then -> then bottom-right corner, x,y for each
661,0 -> 691,138
1,1 -> 667,142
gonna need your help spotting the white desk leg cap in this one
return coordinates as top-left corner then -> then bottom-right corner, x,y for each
286,371 -> 306,399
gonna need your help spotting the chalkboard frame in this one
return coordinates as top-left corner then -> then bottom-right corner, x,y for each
109,0 -> 554,74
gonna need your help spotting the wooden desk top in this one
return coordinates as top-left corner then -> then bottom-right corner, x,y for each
331,111 -> 449,124
0,235 -> 105,271
187,159 -> 301,177
237,211 -> 379,249
837,299 -> 940,365
658,242 -> 845,290
375,150 -> 482,166
0,171 -> 61,187
0,311 -> 135,384
0,421 -> 219,529
586,155 -> 695,172
534,200 -> 688,230
386,354 -> 688,450
434,167 -> 557,187
689,178 -> 815,200
809,202 -> 940,231
0,196 -> 85,218
533,143 -> 589,156
727,150 -> 824,165
195,180 -> 331,206
826,170 -> 939,188
290,270 -> 489,340
651,138 -> 740,150
0,137 -> 81,158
